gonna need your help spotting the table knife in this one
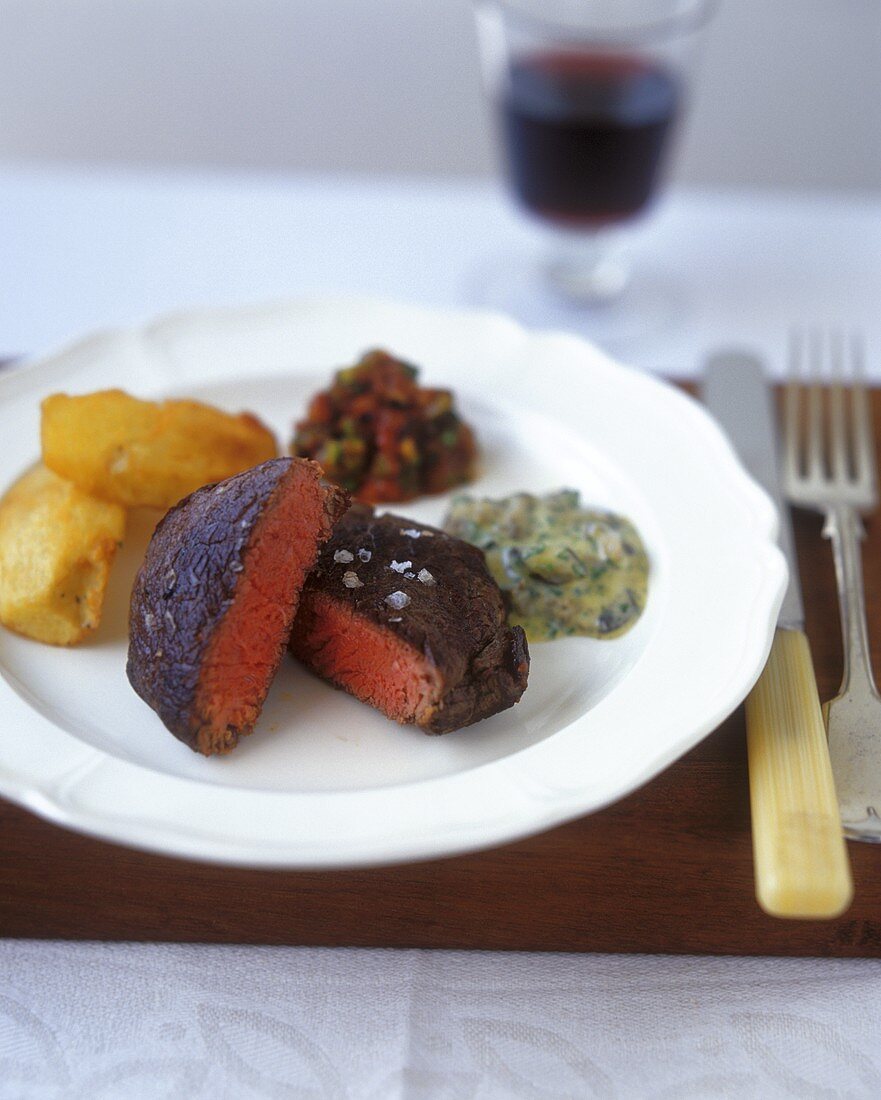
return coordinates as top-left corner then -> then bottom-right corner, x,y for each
703,351 -> 853,919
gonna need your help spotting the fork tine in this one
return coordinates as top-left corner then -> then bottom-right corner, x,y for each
806,329 -> 825,480
784,329 -> 804,483
829,330 -> 848,482
785,329 -> 875,513
850,332 -> 877,494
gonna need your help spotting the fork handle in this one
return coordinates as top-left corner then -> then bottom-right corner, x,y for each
745,627 -> 853,918
824,502 -> 879,697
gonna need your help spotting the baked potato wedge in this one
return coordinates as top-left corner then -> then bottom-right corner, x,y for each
41,389 -> 278,510
0,464 -> 126,645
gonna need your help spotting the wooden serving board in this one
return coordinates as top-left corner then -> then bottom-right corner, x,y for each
2,386 -> 881,957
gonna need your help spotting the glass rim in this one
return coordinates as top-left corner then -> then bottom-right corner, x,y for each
475,0 -> 719,44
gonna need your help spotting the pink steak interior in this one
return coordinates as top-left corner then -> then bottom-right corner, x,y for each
291,590 -> 442,726
193,464 -> 334,755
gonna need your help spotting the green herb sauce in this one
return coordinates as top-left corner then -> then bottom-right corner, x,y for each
444,489 -> 649,642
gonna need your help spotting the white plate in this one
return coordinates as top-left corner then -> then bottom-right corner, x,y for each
0,298 -> 785,867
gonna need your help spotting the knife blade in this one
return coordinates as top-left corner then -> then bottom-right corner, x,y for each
703,350 -> 853,919
704,353 -> 804,628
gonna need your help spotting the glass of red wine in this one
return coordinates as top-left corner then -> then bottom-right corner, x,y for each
473,0 -> 715,346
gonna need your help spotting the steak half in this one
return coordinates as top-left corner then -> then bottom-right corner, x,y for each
128,457 -> 349,755
289,505 -> 529,733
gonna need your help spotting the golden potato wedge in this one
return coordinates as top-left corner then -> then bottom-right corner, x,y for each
41,389 -> 278,509
0,464 -> 126,645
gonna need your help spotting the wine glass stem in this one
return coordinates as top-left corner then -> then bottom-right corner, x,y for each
544,228 -> 632,306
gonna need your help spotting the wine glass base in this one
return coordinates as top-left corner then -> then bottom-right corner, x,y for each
464,247 -> 688,358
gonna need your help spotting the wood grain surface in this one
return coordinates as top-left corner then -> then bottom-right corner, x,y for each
1,386 -> 880,956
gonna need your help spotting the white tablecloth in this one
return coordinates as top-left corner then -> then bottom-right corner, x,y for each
2,164 -> 881,1099
3,164 -> 881,374
3,943 -> 881,1100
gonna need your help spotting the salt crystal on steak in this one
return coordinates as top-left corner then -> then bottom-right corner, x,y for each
385,591 -> 410,610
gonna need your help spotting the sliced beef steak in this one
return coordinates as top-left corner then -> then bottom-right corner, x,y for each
289,505 -> 529,733
128,457 -> 349,755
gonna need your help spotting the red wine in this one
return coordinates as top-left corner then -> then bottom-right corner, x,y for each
501,52 -> 680,227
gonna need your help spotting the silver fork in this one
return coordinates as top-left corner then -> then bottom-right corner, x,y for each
784,330 -> 881,842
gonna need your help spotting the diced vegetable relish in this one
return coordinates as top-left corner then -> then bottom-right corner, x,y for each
291,350 -> 478,503
443,489 -> 649,641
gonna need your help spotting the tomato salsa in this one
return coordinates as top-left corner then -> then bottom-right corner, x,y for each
291,350 -> 478,503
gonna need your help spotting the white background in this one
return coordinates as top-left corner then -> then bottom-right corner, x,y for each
0,0 -> 880,191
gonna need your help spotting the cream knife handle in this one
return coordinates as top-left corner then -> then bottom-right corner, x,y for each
745,627 -> 853,919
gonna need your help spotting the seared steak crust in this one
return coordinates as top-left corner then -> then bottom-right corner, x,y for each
128,456 -> 348,754
290,504 -> 529,733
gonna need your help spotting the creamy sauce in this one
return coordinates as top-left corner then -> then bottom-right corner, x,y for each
444,489 -> 649,642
